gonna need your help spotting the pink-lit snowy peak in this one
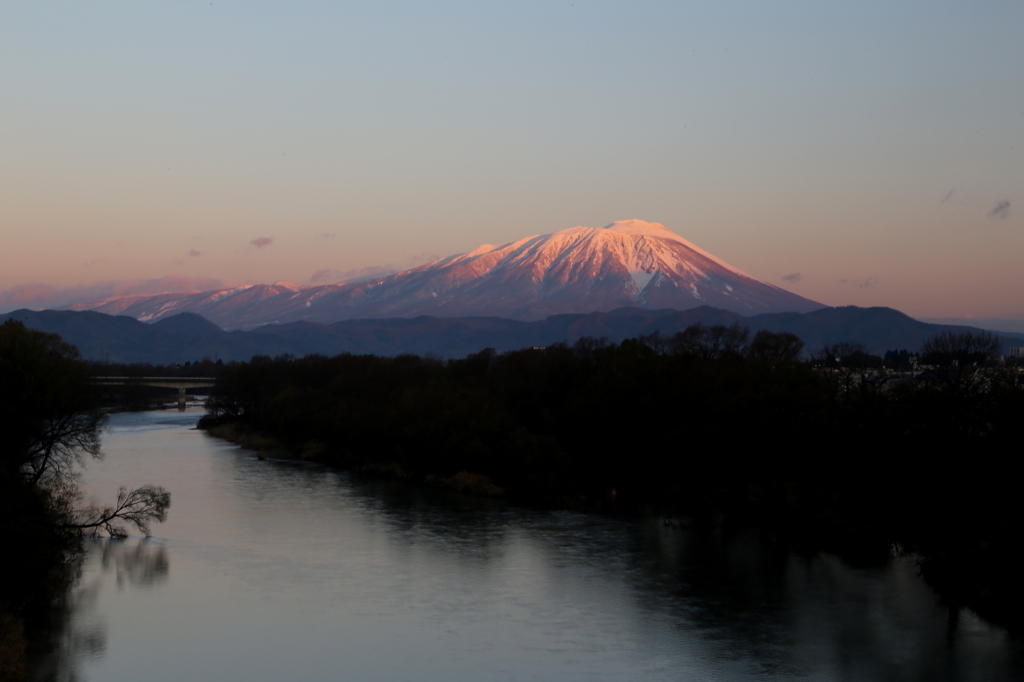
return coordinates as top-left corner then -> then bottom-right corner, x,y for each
69,221 -> 823,329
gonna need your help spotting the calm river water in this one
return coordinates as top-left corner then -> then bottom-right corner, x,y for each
37,409 -> 1023,681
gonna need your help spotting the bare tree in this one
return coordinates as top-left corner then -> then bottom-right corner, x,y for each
637,330 -> 671,355
1,320 -> 170,538
1,320 -> 103,485
669,323 -> 749,360
747,330 -> 804,366
71,485 -> 171,538
919,330 -> 1001,394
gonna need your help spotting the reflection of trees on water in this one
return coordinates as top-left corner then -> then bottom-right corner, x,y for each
29,579 -> 104,682
98,538 -> 169,589
28,540 -> 169,682
226,456 -> 519,564
315,467 -> 1024,679
345,474 -> 515,564
201,451 -> 1024,680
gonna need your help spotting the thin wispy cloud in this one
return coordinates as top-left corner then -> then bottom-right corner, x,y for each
987,200 -> 1010,220
0,283 -> 56,309
941,189 -> 955,203
0,276 -> 229,313
250,237 -> 273,249
781,273 -> 802,284
187,249 -> 202,257
308,252 -> 443,284
310,265 -> 394,284
316,232 -> 336,240
406,252 -> 441,268
310,269 -> 335,284
840,276 -> 879,289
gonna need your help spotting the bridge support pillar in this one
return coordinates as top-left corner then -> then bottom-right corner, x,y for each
178,387 -> 186,410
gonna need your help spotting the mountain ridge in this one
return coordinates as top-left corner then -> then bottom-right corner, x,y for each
4,306 -> 1021,364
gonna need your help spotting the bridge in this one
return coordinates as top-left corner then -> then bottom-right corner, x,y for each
93,377 -> 217,409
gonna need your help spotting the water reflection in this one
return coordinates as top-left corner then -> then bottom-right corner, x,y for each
227,458 -> 1024,680
30,539 -> 167,682
28,584 -> 103,682
37,410 -> 1024,681
98,539 -> 170,590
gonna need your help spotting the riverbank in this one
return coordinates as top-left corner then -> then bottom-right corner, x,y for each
195,338 -> 1024,632
204,420 -> 506,497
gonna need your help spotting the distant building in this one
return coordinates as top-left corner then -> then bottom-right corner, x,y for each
1010,348 -> 1024,359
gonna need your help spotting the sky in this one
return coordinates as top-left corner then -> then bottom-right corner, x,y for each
1,1 -> 1021,319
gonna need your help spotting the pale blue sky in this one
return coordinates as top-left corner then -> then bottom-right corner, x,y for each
1,1 -> 1021,317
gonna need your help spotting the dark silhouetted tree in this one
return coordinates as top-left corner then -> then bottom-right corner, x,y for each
747,330 -> 804,366
0,320 -> 170,537
669,323 -> 749,361
920,330 -> 1001,394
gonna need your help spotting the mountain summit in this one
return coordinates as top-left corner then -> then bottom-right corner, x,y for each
69,220 -> 824,329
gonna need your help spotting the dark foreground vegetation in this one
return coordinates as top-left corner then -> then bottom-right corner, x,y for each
0,320 -> 169,681
200,325 -> 1024,630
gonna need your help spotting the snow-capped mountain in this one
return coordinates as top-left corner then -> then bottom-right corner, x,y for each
67,282 -> 307,329
67,220 -> 824,329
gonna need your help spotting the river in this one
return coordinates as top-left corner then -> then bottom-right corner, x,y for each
35,408 -> 1023,681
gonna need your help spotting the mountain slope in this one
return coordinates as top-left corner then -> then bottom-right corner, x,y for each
746,306 -> 1014,355
69,282 -> 305,329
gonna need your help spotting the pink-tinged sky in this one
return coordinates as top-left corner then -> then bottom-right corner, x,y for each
1,2 -> 1021,319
